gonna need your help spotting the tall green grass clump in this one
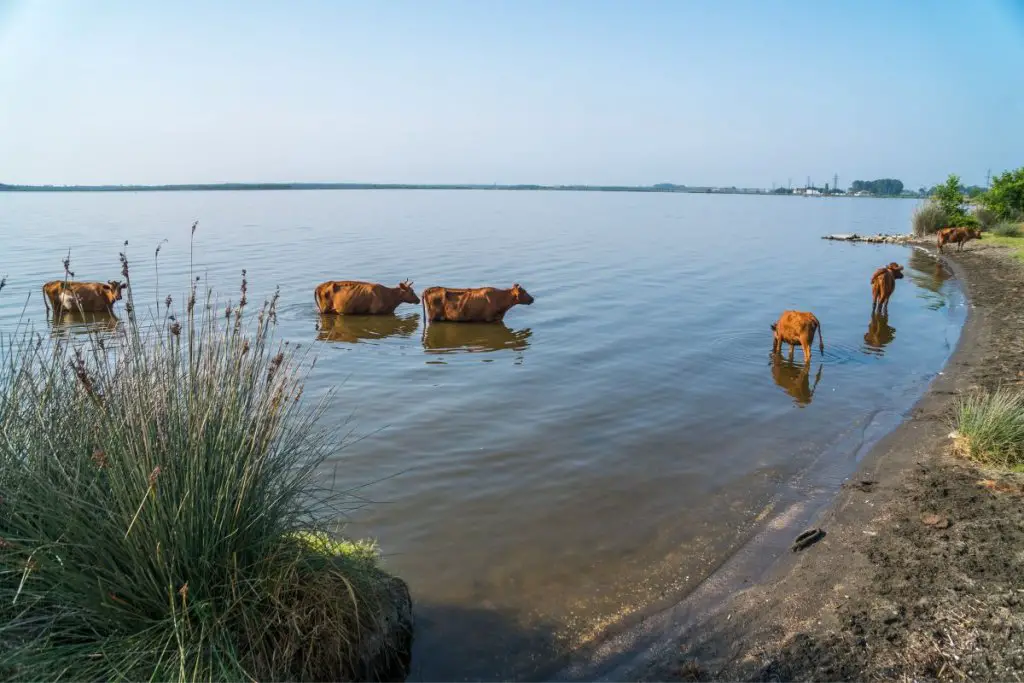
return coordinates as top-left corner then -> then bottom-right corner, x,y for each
912,200 -> 949,236
0,240 -> 411,681
952,388 -> 1024,469
991,221 -> 1022,238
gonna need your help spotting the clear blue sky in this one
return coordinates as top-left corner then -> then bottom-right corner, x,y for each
1,0 -> 1022,188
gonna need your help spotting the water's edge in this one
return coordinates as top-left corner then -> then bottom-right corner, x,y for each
545,245 -> 971,681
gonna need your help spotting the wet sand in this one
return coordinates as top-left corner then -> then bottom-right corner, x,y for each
566,239 -> 1024,681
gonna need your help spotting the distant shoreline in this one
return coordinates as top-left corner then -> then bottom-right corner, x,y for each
0,182 -> 919,197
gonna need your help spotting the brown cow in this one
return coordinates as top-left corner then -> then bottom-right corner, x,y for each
870,262 -> 904,314
42,280 -> 126,315
314,280 -> 419,315
422,283 -> 534,323
771,310 -> 825,363
937,226 -> 982,252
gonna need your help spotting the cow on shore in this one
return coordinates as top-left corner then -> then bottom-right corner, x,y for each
870,262 -> 904,314
43,280 -> 126,316
937,226 -> 983,253
771,310 -> 825,363
314,280 -> 419,315
422,283 -> 534,323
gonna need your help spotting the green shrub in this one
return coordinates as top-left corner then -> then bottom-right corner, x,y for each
974,205 -> 998,229
991,221 -> 1022,238
0,244 -> 407,680
912,200 -> 949,236
952,388 -> 1024,469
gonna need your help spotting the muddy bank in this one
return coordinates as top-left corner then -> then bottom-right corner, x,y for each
629,240 -> 1024,681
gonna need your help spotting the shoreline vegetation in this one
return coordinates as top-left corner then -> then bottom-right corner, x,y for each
0,233 -> 412,681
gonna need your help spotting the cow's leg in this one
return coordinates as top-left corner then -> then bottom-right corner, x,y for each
801,338 -> 811,364
787,344 -> 795,361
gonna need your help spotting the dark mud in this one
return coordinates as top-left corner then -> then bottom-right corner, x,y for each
641,242 -> 1024,682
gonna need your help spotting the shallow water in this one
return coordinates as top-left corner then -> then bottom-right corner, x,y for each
0,190 -> 965,679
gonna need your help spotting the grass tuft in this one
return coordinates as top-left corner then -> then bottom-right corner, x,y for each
952,388 -> 1024,469
0,236 -> 409,681
912,200 -> 949,237
991,221 -> 1022,238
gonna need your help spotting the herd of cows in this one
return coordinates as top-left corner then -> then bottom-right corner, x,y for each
38,225 -> 982,368
41,277 -> 536,324
771,225 -> 981,365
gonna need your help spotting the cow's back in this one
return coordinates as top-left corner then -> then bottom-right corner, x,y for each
316,280 -> 383,314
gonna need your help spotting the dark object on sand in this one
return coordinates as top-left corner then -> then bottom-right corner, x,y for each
791,528 -> 826,552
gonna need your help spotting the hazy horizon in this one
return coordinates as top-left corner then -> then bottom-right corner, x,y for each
2,0 -> 1022,189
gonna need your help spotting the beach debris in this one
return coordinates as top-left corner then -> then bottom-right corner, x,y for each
847,479 -> 876,492
791,527 -> 826,552
920,513 -> 951,529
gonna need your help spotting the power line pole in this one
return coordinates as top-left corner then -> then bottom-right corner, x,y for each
986,168 -> 991,187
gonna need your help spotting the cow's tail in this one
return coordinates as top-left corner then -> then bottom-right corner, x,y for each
814,315 -> 825,353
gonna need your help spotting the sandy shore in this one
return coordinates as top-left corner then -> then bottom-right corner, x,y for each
613,240 -> 1024,681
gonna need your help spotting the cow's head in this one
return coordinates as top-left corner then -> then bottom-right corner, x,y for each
397,279 -> 420,304
970,227 -> 983,239
511,283 -> 534,305
887,262 -> 904,279
104,281 -> 126,303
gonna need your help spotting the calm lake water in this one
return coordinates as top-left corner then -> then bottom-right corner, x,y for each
0,191 -> 965,680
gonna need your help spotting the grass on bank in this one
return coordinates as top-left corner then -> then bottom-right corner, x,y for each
0,242 -> 406,681
953,388 -> 1024,471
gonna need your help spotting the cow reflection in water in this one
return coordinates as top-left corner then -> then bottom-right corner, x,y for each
49,310 -> 120,339
316,313 -> 419,344
863,312 -> 896,356
770,355 -> 823,407
422,322 -> 532,354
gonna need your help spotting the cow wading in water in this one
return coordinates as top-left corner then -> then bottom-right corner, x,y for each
771,310 -> 825,363
422,283 -> 534,323
314,280 -> 419,315
937,226 -> 983,253
870,262 -> 904,314
42,280 -> 126,316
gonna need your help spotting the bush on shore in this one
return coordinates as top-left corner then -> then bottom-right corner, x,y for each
0,244 -> 411,680
991,221 -> 1022,238
912,200 -> 949,236
952,388 -> 1024,470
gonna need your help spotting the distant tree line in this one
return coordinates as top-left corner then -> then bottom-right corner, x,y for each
849,179 -> 904,196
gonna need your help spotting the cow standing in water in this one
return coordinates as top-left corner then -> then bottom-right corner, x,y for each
42,280 -> 126,316
314,280 -> 419,315
937,226 -> 982,252
422,283 -> 534,323
771,310 -> 825,363
870,262 -> 904,314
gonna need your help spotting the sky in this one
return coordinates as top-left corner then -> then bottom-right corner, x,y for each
1,0 -> 1022,188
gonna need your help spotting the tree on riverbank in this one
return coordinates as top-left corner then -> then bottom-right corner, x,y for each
980,167 -> 1024,221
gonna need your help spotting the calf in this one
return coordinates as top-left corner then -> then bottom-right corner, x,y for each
314,280 -> 419,315
870,262 -> 904,314
937,226 -> 982,253
771,310 -> 825,363
422,283 -> 534,323
43,280 -> 126,315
